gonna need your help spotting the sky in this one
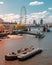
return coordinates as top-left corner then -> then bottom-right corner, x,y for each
0,0 -> 52,24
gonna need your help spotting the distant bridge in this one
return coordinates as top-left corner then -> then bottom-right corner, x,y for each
27,25 -> 44,28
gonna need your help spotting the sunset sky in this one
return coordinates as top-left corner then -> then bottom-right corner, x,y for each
0,0 -> 52,23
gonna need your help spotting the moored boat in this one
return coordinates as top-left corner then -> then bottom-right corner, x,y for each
17,47 -> 42,61
5,46 -> 43,61
0,32 -> 9,38
5,52 -> 17,61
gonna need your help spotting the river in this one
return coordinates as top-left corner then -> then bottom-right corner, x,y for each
0,28 -> 52,65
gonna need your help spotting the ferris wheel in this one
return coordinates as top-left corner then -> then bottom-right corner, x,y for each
20,6 -> 27,24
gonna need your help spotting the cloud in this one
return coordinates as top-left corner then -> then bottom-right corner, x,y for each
48,15 -> 52,22
29,1 -> 44,6
0,13 -> 20,22
0,1 -> 4,5
0,11 -> 52,24
48,15 -> 52,18
19,11 -> 48,24
48,8 -> 52,10
45,15 -> 52,23
27,11 -> 48,23
0,11 -> 48,23
30,11 -> 48,20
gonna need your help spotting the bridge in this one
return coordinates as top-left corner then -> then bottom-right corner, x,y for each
12,30 -> 45,38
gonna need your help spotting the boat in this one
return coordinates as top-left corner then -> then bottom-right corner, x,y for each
17,46 -> 42,61
35,32 -> 45,38
5,52 -> 17,61
5,46 -> 42,61
0,32 -> 9,38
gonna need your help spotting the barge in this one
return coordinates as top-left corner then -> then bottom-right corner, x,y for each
5,46 -> 42,61
17,47 -> 42,61
5,52 -> 17,61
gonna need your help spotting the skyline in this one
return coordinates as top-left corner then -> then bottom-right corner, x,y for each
0,0 -> 52,24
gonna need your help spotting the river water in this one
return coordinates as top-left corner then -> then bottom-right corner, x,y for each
0,28 -> 52,65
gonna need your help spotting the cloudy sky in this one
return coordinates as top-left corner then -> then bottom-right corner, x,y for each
0,0 -> 52,23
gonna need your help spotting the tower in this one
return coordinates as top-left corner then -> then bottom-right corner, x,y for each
40,18 -> 43,25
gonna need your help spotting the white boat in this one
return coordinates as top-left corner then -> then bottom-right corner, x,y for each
17,47 -> 42,61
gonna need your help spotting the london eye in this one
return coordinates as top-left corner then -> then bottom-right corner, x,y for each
20,6 -> 27,24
